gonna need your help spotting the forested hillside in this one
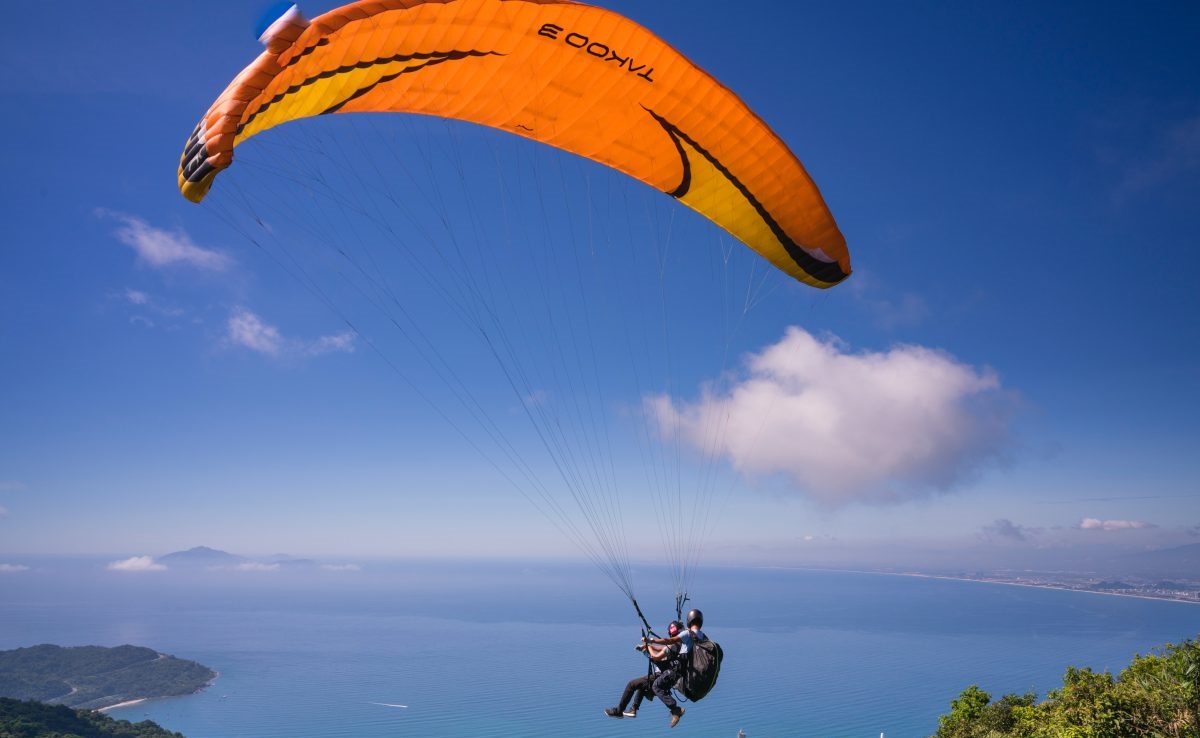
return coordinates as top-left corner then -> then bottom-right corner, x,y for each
0,697 -> 185,738
0,645 -> 215,710
934,636 -> 1200,738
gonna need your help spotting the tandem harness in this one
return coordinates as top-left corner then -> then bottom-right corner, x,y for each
629,593 -> 694,702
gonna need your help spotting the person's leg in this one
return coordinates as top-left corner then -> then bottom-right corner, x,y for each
651,670 -> 684,726
606,675 -> 646,718
630,679 -> 649,711
625,676 -> 651,716
617,676 -> 642,711
651,670 -> 679,712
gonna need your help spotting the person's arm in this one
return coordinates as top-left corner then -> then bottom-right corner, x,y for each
645,635 -> 682,647
647,643 -> 674,661
635,641 -> 669,655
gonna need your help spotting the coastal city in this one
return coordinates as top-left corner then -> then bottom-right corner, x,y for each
915,571 -> 1200,604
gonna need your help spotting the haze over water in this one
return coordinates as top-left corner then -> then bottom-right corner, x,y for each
2,558 -> 1195,738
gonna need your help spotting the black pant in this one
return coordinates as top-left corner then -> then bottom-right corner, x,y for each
617,674 -> 652,712
651,668 -> 681,713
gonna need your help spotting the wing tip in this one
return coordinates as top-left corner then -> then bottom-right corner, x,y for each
257,3 -> 310,50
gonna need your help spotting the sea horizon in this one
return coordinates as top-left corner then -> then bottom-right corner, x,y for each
3,558 -> 1197,738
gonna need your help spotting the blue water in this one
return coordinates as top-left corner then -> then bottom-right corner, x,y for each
1,559 -> 1196,738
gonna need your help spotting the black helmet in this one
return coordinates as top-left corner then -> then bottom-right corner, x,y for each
667,620 -> 683,637
686,608 -> 703,628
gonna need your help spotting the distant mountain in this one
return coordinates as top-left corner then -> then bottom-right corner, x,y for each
157,547 -> 345,572
158,546 -> 245,567
0,645 -> 215,711
1120,543 -> 1200,578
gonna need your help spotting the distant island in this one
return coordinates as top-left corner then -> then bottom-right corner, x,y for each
0,697 -> 187,738
0,645 -> 216,711
157,545 -> 245,567
148,546 -> 322,571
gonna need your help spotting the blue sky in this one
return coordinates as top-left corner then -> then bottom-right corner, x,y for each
1,1 -> 1198,575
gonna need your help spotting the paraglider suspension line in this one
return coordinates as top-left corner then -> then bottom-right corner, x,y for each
630,596 -> 656,638
675,591 -> 689,623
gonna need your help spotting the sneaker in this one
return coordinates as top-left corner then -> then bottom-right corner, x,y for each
670,708 -> 685,728
604,708 -> 624,719
622,709 -> 637,718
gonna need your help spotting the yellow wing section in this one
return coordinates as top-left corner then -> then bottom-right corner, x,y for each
179,0 -> 851,287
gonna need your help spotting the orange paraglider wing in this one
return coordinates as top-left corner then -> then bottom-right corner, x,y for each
179,0 -> 850,287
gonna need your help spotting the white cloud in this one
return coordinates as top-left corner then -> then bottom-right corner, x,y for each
227,308 -> 355,359
321,563 -> 362,572
647,327 -> 1014,506
120,288 -> 184,317
0,563 -> 29,573
107,556 -> 167,572
228,309 -> 285,356
232,562 -> 280,572
1079,518 -> 1156,531
100,210 -> 231,271
125,288 -> 151,305
306,331 -> 356,356
112,288 -> 190,332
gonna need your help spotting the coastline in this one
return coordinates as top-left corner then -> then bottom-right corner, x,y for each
887,570 -> 1200,605
95,668 -> 219,713
741,564 -> 1200,605
98,698 -> 147,712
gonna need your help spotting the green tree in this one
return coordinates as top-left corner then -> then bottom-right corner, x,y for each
1117,639 -> 1200,738
936,685 -> 1036,738
1040,666 -> 1129,738
0,697 -> 186,738
931,634 -> 1200,738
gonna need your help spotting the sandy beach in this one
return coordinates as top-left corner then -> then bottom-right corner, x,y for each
95,671 -> 219,713
98,698 -> 147,712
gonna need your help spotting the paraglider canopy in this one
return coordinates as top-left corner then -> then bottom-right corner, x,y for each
179,0 -> 850,288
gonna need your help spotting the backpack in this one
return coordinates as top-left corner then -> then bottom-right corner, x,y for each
677,636 -> 723,701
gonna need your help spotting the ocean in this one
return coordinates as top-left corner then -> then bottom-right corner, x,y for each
1,558 -> 1195,738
